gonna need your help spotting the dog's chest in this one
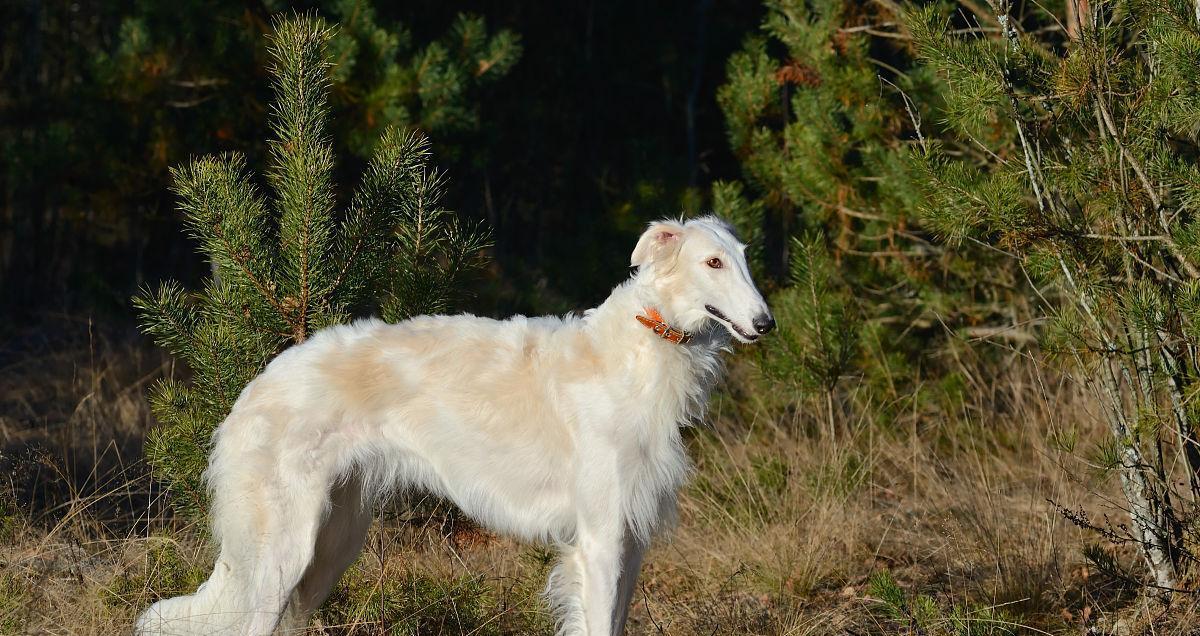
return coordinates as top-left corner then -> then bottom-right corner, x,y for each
612,364 -> 709,535
612,413 -> 690,539
630,346 -> 715,419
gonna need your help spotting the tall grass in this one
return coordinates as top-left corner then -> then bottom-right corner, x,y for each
1,320 -> 1196,634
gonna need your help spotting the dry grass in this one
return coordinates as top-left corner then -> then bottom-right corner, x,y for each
1,320 -> 1198,635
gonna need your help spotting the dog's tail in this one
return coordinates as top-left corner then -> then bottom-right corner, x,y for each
138,401 -> 344,635
134,412 -> 263,635
133,554 -> 241,635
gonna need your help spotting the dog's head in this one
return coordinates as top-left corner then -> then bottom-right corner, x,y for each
631,216 -> 774,343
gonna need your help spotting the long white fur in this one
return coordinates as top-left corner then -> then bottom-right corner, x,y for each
134,216 -> 771,636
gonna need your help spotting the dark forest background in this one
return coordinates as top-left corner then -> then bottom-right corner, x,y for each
1,0 -> 763,327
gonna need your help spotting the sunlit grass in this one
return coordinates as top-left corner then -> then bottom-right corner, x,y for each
1,323 -> 1196,634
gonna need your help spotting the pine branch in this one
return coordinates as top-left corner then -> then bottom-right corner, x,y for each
1094,97 -> 1200,278
331,129 -> 430,306
170,155 -> 288,322
133,281 -> 199,360
268,15 -> 338,342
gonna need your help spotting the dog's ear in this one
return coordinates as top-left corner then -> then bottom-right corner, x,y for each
631,221 -> 685,269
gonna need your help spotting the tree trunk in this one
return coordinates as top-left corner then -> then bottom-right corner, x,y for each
1099,358 -> 1178,590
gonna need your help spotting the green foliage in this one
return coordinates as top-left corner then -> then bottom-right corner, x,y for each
721,0 -> 1200,590
717,0 -> 1028,415
758,235 -> 860,393
0,574 -> 27,635
905,0 -> 1200,586
868,570 -> 1016,636
134,15 -> 489,518
312,4 -> 521,159
316,556 -> 553,635
104,538 -> 210,611
96,1 -> 520,161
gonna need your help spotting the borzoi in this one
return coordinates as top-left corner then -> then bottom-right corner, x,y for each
134,216 -> 774,635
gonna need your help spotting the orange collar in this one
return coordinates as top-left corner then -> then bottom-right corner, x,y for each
635,307 -> 693,345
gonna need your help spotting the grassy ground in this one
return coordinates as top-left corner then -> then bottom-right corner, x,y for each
2,320 -> 1198,635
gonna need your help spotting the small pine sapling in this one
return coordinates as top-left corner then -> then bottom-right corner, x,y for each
135,15 -> 489,518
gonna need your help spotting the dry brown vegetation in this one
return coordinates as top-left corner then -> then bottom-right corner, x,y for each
2,320 -> 1199,635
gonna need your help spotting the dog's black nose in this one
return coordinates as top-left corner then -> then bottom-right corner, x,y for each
753,314 -> 776,335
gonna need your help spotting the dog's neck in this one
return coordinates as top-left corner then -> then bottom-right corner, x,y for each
582,271 -> 726,431
585,272 -> 729,360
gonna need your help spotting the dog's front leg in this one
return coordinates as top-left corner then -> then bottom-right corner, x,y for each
575,523 -> 623,636
611,531 -> 647,633
573,522 -> 645,636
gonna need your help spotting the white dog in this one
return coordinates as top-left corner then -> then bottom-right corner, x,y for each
135,216 -> 773,636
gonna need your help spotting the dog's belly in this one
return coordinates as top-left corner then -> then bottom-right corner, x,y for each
378,406 -> 579,544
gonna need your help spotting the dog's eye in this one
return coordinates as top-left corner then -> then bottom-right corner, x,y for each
706,257 -> 723,269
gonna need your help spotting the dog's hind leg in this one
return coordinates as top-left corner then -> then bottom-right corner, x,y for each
181,434 -> 334,634
546,549 -> 585,635
134,466 -> 327,635
133,550 -> 240,635
236,468 -> 332,636
275,476 -> 373,633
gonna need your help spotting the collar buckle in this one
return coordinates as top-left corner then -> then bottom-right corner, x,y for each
635,308 -> 693,345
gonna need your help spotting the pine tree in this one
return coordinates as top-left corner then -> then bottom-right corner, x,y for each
134,15 -> 489,518
905,0 -> 1200,589
721,0 -> 1200,591
715,0 -> 1028,414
